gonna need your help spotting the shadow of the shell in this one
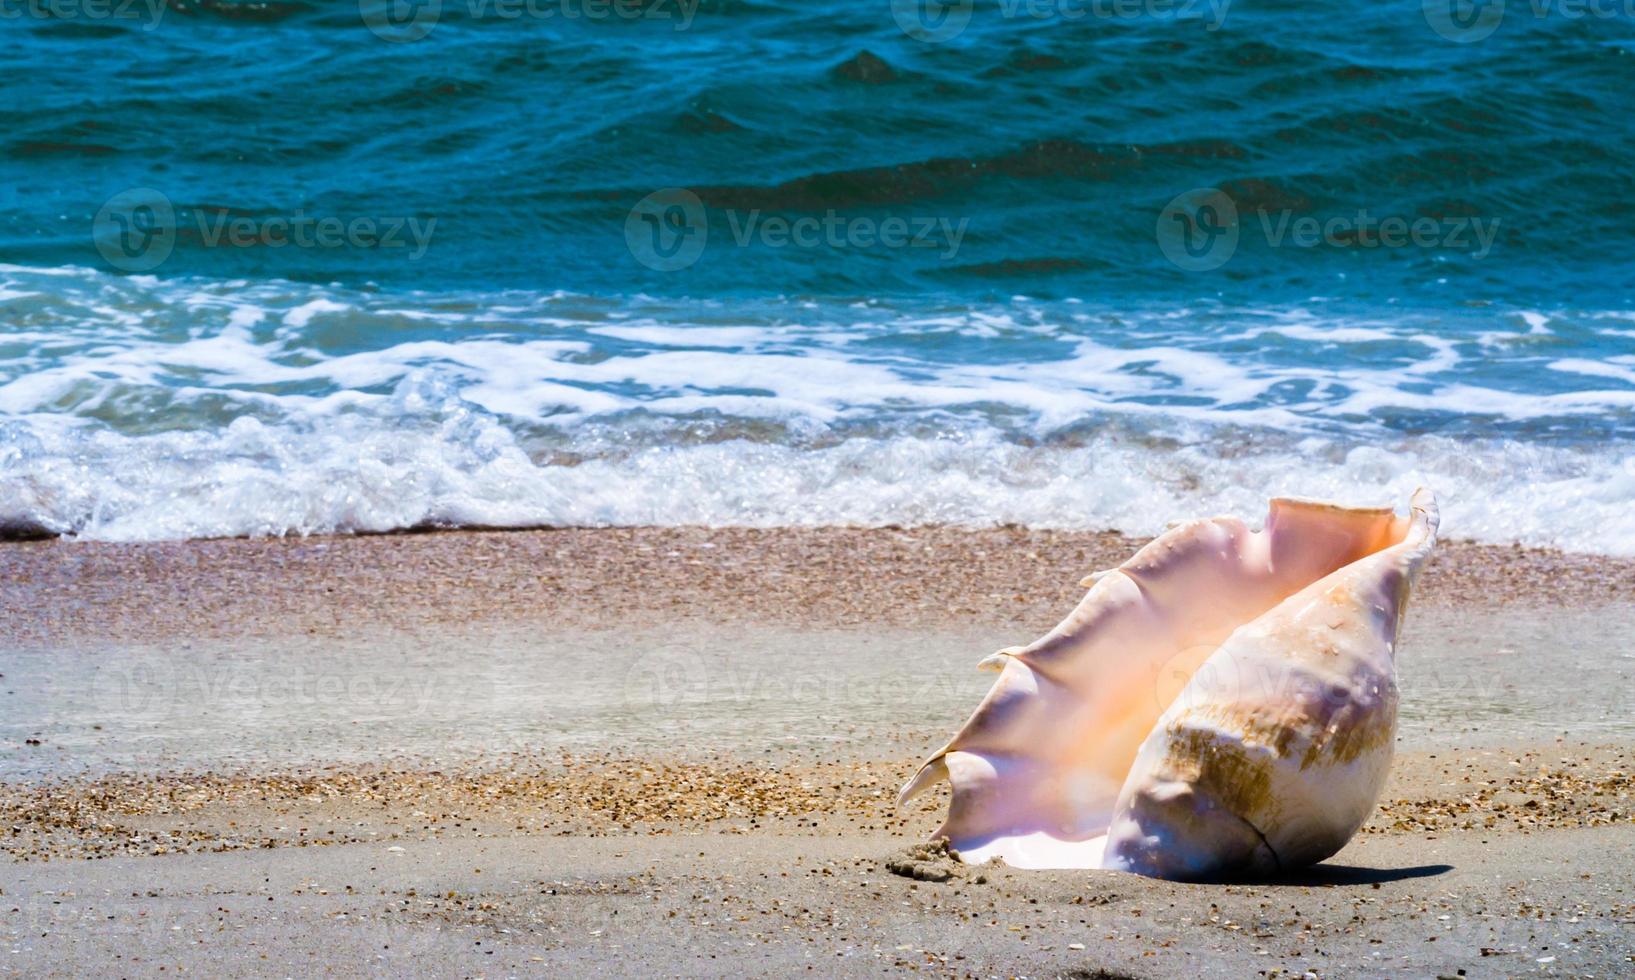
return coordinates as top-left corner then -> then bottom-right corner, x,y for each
1262,862 -> 1454,886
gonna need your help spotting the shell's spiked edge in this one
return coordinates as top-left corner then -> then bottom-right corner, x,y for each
899,490 -> 1439,877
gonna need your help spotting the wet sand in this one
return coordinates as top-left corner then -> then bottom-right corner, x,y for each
3,525 -> 1632,646
4,527 -> 1635,976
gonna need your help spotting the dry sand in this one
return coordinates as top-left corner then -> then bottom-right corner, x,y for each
3,527 -> 1634,977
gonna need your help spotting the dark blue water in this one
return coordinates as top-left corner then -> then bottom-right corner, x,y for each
1,0 -> 1634,546
3,0 -> 1633,301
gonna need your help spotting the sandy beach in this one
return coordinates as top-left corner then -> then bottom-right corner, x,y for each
4,527 -> 1634,977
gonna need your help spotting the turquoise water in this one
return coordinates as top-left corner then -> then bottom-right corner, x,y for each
1,2 -> 1633,547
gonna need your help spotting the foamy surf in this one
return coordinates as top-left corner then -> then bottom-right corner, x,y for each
2,265 -> 1633,551
3,412 -> 1634,554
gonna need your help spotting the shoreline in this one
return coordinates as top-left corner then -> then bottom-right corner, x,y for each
4,524 -> 1633,648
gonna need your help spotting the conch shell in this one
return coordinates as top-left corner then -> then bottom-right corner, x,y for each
901,490 -> 1439,881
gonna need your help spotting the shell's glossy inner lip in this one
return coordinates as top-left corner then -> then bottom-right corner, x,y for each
956,831 -> 1107,869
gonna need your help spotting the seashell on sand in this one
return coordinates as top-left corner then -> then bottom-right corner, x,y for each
901,489 -> 1439,881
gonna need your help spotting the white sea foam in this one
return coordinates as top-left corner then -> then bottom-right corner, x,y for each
2,265 -> 1633,549
2,413 -> 1633,551
1551,358 -> 1635,385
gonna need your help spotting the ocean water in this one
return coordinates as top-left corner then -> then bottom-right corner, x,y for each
1,1 -> 1633,550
